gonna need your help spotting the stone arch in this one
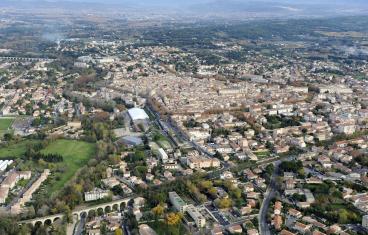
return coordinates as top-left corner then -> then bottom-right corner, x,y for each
73,213 -> 79,221
44,219 -> 52,226
34,221 -> 43,228
97,207 -> 104,216
78,212 -> 82,218
88,209 -> 96,218
81,211 -> 88,219
25,222 -> 34,228
112,204 -> 119,211
53,217 -> 62,224
120,202 -> 126,211
105,205 -> 111,214
128,199 -> 134,207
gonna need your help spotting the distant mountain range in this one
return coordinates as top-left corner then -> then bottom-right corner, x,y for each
2,0 -> 368,20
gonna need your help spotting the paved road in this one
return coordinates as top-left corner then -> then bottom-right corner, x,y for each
73,216 -> 85,235
258,160 -> 281,235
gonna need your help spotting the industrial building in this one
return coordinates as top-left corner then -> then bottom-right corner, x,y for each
121,136 -> 143,146
157,148 -> 168,163
128,108 -> 149,122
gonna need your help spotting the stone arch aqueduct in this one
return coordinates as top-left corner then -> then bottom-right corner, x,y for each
19,197 -> 132,226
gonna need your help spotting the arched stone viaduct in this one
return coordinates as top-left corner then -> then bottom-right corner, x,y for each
0,57 -> 55,62
19,197 -> 133,227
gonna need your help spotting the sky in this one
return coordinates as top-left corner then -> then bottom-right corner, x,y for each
4,0 -> 368,20
57,0 -> 368,3
10,0 -> 368,4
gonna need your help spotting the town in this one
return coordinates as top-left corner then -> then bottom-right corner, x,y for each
0,1 -> 367,235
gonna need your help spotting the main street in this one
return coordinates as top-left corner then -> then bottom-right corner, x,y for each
258,160 -> 281,235
72,216 -> 86,235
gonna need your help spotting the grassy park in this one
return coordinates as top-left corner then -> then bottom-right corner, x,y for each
40,139 -> 96,193
0,139 -> 39,159
253,150 -> 271,159
0,138 -> 96,194
153,131 -> 172,150
0,117 -> 15,136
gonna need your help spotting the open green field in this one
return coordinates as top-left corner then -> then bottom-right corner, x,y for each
0,118 -> 14,130
0,117 -> 15,135
147,221 -> 187,235
149,141 -> 160,153
153,132 -> 172,150
0,140 -> 40,159
253,150 -> 271,159
41,139 -> 96,194
157,139 -> 172,150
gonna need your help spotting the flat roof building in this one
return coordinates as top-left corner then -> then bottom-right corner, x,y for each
85,188 -> 110,202
122,136 -> 143,146
158,148 -> 169,163
186,204 -> 206,228
128,108 -> 149,121
169,191 -> 188,213
363,215 -> 368,228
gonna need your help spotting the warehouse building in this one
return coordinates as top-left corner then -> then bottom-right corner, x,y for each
128,108 -> 149,122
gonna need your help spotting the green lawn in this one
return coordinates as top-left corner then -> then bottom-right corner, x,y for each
0,117 -> 15,136
0,140 -> 39,159
0,118 -> 14,130
147,221 -> 187,235
41,139 -> 96,194
157,140 -> 172,150
149,141 -> 160,153
253,150 -> 271,159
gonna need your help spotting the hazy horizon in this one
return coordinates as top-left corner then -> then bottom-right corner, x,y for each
2,0 -> 368,21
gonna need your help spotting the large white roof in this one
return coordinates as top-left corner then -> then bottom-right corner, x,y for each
128,108 -> 149,121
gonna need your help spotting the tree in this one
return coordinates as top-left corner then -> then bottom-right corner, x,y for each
152,204 -> 164,217
100,222 -> 108,235
18,224 -> 31,235
134,166 -> 148,178
51,223 -> 66,235
338,209 -> 349,224
3,133 -> 13,141
223,180 -> 235,191
0,216 -> 27,234
265,141 -> 274,151
199,180 -> 213,191
115,228 -> 124,235
96,140 -> 109,159
134,150 -> 145,161
151,192 -> 167,206
62,206 -> 73,224
112,185 -> 124,196
208,187 -> 218,199
215,198 -> 232,209
232,188 -> 242,199
214,151 -> 224,161
166,212 -> 182,226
